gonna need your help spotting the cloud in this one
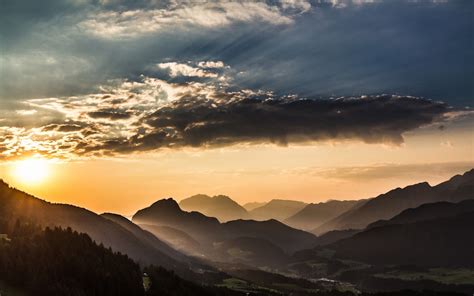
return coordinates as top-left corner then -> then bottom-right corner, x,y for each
157,62 -> 218,78
88,109 -> 133,120
79,1 -> 301,38
321,0 -> 448,8
197,61 -> 225,69
307,162 -> 474,181
136,94 -> 447,149
1,68 -> 451,160
15,109 -> 38,116
1,0 -> 471,109
279,0 -> 312,12
42,123 -> 84,132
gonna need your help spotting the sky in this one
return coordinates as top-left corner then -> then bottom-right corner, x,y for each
0,0 -> 473,214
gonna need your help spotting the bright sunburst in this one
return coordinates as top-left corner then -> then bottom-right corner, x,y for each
12,157 -> 50,185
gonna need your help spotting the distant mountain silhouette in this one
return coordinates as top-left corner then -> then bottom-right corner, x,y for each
284,200 -> 364,230
327,211 -> 474,267
0,180 -> 192,273
249,199 -> 307,221
242,201 -> 267,211
314,169 -> 474,234
133,198 -> 223,246
133,198 -> 317,256
312,198 -> 370,235
179,194 -> 249,222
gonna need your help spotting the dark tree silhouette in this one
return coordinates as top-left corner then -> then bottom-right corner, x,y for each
0,221 -> 144,296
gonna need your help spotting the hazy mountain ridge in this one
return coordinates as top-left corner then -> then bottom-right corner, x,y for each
140,224 -> 202,256
242,201 -> 267,211
179,194 -> 249,222
248,199 -> 307,221
285,199 -> 364,231
314,169 -> 474,234
133,198 -> 223,246
132,198 -> 318,259
101,213 -> 190,264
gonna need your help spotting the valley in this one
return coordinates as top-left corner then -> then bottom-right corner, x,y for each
1,169 -> 473,295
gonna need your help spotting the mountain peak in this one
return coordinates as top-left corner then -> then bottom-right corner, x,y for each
381,181 -> 431,198
150,198 -> 181,211
178,194 -> 248,222
212,194 -> 233,201
406,181 -> 431,189
187,194 -> 211,199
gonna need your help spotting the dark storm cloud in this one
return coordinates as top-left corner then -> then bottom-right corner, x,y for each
75,94 -> 448,155
87,109 -> 133,120
2,68 -> 469,160
144,95 -> 447,146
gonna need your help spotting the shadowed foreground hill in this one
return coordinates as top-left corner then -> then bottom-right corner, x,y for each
0,224 -> 144,296
367,199 -> 474,229
285,200 -> 364,231
179,194 -> 249,222
0,180 -> 194,273
0,220 -> 243,296
296,199 -> 474,268
329,211 -> 474,267
314,169 -> 474,234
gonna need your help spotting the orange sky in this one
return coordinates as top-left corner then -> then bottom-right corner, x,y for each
0,0 -> 473,217
1,123 -> 472,215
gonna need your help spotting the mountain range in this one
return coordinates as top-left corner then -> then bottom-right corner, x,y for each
133,199 -> 317,259
314,168 -> 474,234
328,204 -> 474,267
1,168 -> 473,295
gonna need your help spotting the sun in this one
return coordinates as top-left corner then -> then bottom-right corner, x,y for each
12,157 -> 50,185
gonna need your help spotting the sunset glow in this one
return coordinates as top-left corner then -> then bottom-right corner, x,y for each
0,0 -> 472,215
0,1 -> 473,294
11,157 -> 50,186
